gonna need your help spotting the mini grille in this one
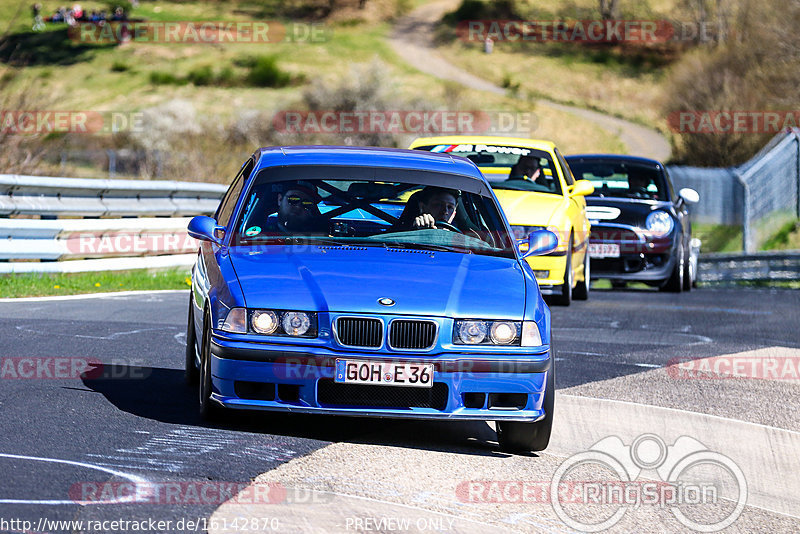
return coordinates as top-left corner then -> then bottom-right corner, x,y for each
591,226 -> 641,242
335,317 -> 383,348
317,380 -> 448,410
389,320 -> 437,350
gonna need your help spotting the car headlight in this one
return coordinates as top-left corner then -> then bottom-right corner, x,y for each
454,320 -> 522,345
456,320 -> 488,344
282,311 -> 311,336
220,307 -> 247,333
645,210 -> 674,236
490,321 -> 518,344
251,310 -> 279,334
248,309 -> 317,337
521,321 -> 543,347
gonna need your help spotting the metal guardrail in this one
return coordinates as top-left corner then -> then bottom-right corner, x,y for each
0,174 -> 226,217
1,175 -> 226,274
698,250 -> 800,283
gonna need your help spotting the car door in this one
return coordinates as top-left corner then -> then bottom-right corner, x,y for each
555,148 -> 589,273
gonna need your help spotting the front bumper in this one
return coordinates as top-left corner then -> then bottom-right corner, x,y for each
208,336 -> 552,422
589,225 -> 677,282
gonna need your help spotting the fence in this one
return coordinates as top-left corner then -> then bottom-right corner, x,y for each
699,251 -> 800,283
667,129 -> 800,252
0,174 -> 226,273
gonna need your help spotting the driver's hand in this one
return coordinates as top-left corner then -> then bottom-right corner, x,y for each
413,213 -> 436,229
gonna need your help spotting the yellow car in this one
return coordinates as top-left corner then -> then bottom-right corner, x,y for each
409,136 -> 594,305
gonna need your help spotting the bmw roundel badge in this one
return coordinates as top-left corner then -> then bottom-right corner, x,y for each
378,297 -> 395,306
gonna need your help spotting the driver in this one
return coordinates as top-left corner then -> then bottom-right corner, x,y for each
266,181 -> 327,234
412,186 -> 459,230
509,155 -> 541,181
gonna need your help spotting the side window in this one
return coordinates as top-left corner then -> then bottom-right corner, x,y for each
215,159 -> 254,227
554,149 -> 575,186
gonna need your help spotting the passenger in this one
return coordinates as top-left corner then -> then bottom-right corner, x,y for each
411,186 -> 459,230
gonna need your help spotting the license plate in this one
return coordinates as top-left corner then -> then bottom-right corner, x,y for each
588,243 -> 620,258
334,359 -> 433,388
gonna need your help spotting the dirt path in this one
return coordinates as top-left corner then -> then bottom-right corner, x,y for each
389,0 -> 671,161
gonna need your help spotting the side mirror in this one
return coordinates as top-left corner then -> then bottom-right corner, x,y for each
519,229 -> 558,259
679,188 -> 700,204
570,179 -> 595,197
188,216 -> 224,245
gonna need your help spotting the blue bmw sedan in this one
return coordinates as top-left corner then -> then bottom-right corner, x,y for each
185,146 -> 557,452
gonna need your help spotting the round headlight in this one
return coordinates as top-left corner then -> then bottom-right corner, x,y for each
458,321 -> 487,344
490,321 -> 518,344
282,312 -> 311,336
252,310 -> 278,334
645,210 -> 674,236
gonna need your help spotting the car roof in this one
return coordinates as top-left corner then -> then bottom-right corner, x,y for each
253,145 -> 484,180
565,153 -> 664,168
409,136 -> 558,151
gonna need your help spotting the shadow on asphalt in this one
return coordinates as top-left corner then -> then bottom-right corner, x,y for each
81,365 -> 515,458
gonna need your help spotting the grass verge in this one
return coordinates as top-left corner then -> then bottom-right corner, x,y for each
0,268 -> 191,298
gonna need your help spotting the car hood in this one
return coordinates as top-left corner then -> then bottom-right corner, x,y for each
228,246 -> 527,319
492,189 -> 565,226
586,198 -> 673,228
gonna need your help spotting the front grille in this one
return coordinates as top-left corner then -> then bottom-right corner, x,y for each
317,380 -> 448,410
335,317 -> 383,348
389,320 -> 437,350
591,226 -> 641,242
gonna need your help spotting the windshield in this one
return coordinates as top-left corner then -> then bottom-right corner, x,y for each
413,144 -> 562,195
230,167 -> 516,258
568,160 -> 668,201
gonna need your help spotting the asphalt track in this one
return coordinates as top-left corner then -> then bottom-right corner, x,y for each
0,287 -> 799,533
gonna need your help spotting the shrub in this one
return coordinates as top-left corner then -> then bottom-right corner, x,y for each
111,60 -> 129,72
245,55 -> 292,88
186,65 -> 214,86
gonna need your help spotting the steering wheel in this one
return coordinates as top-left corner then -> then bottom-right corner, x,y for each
435,220 -> 463,233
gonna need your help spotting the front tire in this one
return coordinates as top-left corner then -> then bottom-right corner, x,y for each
184,297 -> 199,386
497,352 -> 555,453
199,310 -> 222,421
660,244 -> 684,293
572,249 -> 590,301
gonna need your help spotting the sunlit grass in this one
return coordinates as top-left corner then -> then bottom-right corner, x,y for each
0,268 -> 191,298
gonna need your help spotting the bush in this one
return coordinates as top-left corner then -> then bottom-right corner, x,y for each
245,55 -> 292,88
149,71 -> 181,85
111,60 -> 129,72
186,65 -> 214,86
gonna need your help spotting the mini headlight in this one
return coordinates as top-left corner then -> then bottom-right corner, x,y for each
645,210 -> 674,236
521,321 -> 543,346
221,307 -> 247,333
490,321 -> 518,344
282,311 -> 311,336
251,310 -> 278,334
457,321 -> 488,344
